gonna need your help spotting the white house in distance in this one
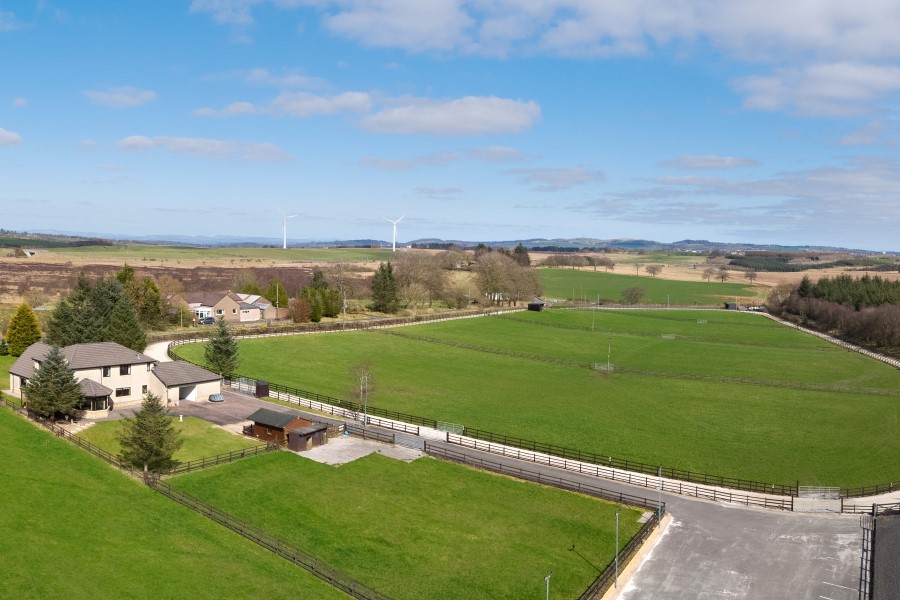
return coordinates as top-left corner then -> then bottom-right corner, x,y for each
8,341 -> 221,418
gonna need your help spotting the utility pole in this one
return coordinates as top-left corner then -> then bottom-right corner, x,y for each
615,509 -> 620,588
545,570 -> 553,600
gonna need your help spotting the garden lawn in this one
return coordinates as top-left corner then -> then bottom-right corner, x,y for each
172,451 -> 643,600
0,407 -> 346,600
539,268 -> 758,305
76,416 -> 260,462
175,310 -> 900,487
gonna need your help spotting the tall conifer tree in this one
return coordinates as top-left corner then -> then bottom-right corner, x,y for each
6,303 -> 42,356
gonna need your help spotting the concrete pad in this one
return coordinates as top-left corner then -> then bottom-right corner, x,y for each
301,435 -> 423,465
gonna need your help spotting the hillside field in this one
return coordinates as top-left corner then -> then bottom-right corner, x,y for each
0,407 -> 346,600
538,268 -> 760,305
172,451 -> 643,600
175,309 -> 900,487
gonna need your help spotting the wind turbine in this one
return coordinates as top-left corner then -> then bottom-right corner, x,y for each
278,208 -> 298,249
383,215 -> 405,252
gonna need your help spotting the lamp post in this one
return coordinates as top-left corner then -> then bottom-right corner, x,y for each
545,570 -> 553,600
615,509 -> 620,588
607,335 -> 611,373
360,372 -> 369,427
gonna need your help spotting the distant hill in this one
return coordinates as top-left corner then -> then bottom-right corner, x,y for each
4,229 -> 893,255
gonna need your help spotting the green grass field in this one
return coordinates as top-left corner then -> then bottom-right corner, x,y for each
172,451 -> 643,600
45,244 -> 394,262
76,416 -> 260,463
0,407 -> 346,600
539,268 -> 759,305
175,310 -> 900,487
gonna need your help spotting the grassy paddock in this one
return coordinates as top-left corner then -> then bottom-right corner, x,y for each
0,408 -> 345,600
175,310 -> 900,486
76,416 -> 260,462
172,451 -> 643,600
539,268 -> 758,305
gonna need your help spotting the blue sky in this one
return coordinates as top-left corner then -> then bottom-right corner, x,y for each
2,1 -> 900,250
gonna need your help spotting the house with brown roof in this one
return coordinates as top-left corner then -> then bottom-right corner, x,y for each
182,291 -> 244,323
8,341 -> 222,418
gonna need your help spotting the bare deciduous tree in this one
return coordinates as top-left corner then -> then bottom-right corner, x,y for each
621,286 -> 646,304
716,268 -> 730,282
702,268 -> 715,282
645,264 -> 663,277
745,270 -> 758,283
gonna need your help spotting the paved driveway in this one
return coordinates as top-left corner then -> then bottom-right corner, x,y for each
167,390 -> 294,426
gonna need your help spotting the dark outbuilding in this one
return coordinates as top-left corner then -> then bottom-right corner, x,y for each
245,407 -> 319,443
527,301 -> 547,312
287,423 -> 329,452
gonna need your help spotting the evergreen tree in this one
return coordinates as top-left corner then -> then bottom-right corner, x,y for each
117,392 -> 183,471
264,278 -> 289,309
0,338 -> 8,356
310,270 -> 329,290
24,345 -> 83,418
108,295 -> 147,351
798,275 -> 813,298
6,303 -> 42,356
45,301 -> 78,347
204,317 -> 240,378
322,288 -> 342,318
370,262 -> 400,314
303,288 -> 324,322
512,243 -> 532,267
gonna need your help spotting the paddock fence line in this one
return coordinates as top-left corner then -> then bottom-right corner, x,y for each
447,432 -> 794,510
145,476 -> 393,600
842,501 -> 900,516
842,481 -> 900,499
164,442 -> 280,476
0,396 -> 138,475
156,307 -> 525,345
456,428 -> 795,494
377,329 -> 897,397
578,512 -> 664,600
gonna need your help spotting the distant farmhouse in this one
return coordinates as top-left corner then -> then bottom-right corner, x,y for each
8,342 -> 221,417
177,291 -> 286,323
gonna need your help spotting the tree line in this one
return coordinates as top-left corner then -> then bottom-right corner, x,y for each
768,274 -> 900,354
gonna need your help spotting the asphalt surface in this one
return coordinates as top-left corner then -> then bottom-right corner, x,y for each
874,514 -> 900,599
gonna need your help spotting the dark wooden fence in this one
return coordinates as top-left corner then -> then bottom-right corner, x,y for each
458,428 -> 797,498
841,481 -> 900,499
147,477 -> 393,600
842,501 -> 900,516
578,512 -> 664,600
165,442 -> 279,475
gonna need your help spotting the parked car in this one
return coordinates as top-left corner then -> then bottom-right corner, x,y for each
208,393 -> 224,403
199,316 -> 215,325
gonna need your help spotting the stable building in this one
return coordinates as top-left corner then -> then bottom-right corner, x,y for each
245,408 -> 327,447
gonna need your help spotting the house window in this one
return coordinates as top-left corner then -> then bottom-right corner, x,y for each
80,397 -> 109,411
216,309 -> 224,315
266,428 -> 272,435
147,364 -> 152,372
115,387 -> 130,398
232,308 -> 237,314
142,385 -> 148,394
120,365 -> 131,376
20,378 -> 27,388
102,366 -> 111,377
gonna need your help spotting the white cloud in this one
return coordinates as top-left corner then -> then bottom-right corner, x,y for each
0,10 -> 20,31
840,120 -> 900,146
509,166 -> 604,192
83,86 -> 157,108
736,62 -> 900,117
203,67 -> 326,88
194,91 -> 371,117
118,135 -> 290,162
11,97 -> 28,107
189,0 -> 261,26
470,146 -> 530,162
0,127 -> 23,147
660,155 -> 760,169
572,156 -> 900,244
415,187 -> 463,199
360,157 -> 415,170
361,96 -> 540,135
325,0 -> 473,52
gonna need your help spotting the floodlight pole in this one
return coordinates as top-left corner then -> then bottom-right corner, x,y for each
361,373 -> 368,427
658,465 -> 662,521
545,570 -> 553,600
607,336 -> 611,373
615,510 -> 620,588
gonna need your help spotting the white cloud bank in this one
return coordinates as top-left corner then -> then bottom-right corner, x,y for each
83,86 -> 157,108
0,127 -> 23,147
361,96 -> 540,135
509,166 -> 604,192
118,135 -> 290,162
660,155 -> 759,170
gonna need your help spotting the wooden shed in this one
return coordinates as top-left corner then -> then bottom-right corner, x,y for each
527,301 -> 547,312
245,408 -> 313,444
287,423 -> 328,452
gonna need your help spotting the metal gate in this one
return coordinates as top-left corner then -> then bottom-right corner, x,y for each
858,514 -> 874,600
394,433 -> 425,451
